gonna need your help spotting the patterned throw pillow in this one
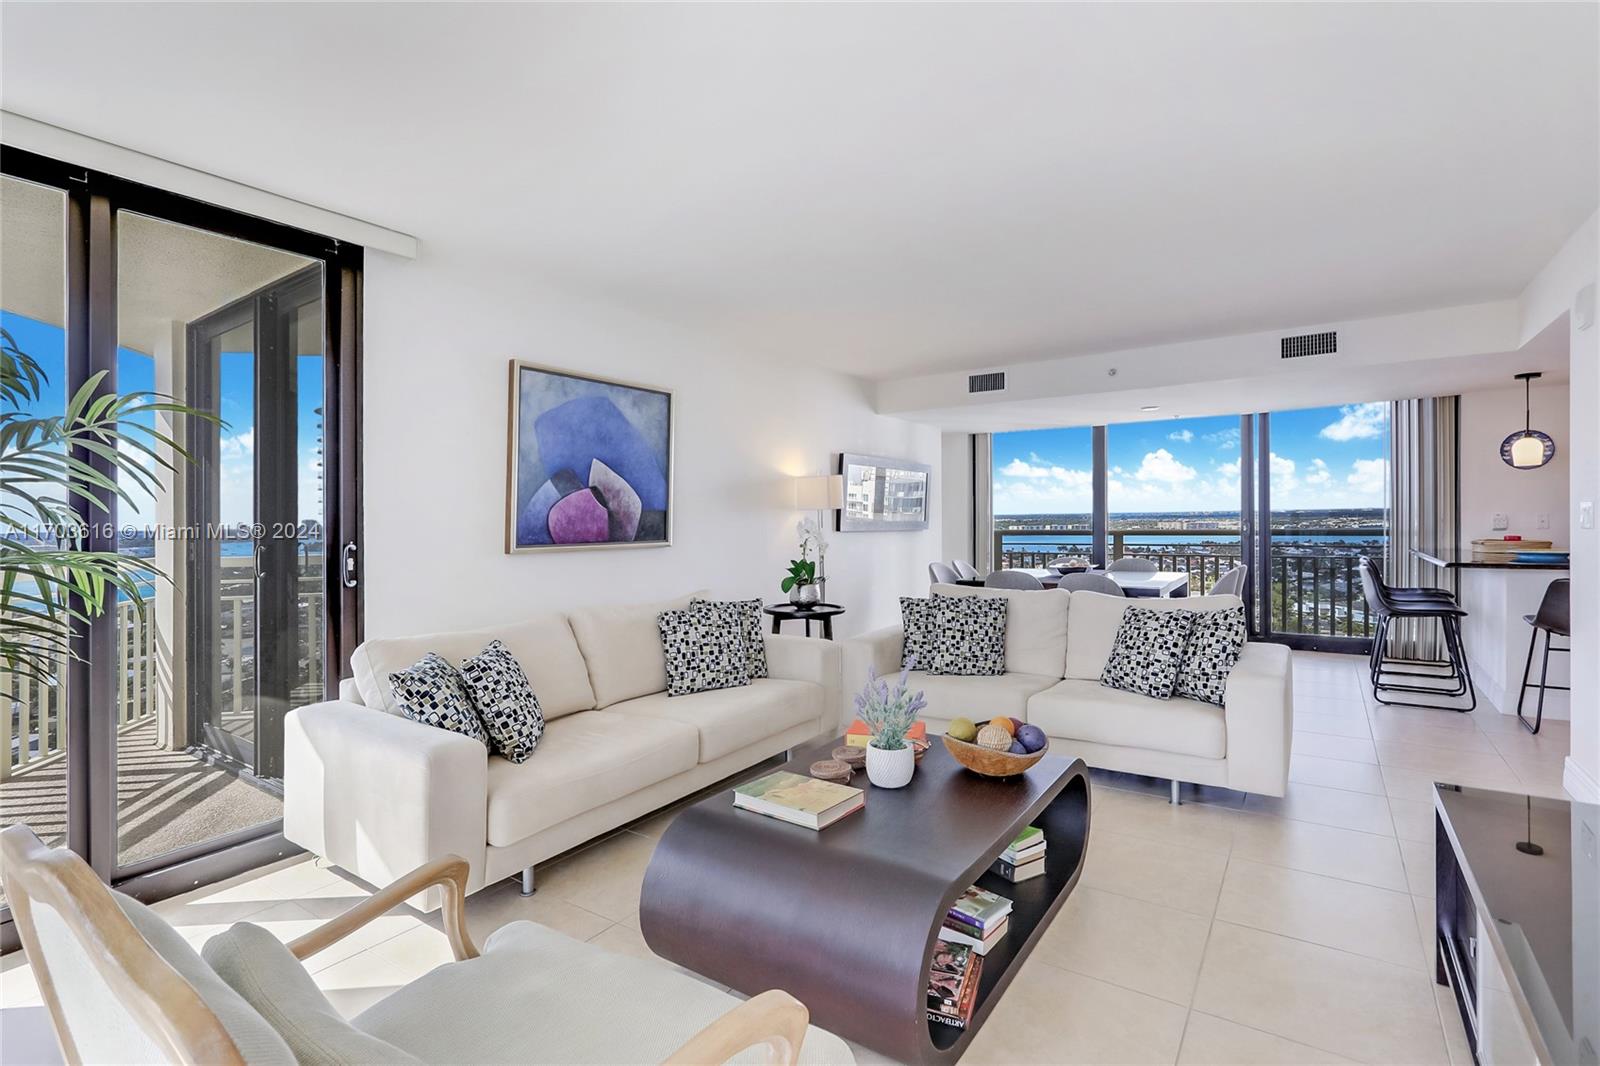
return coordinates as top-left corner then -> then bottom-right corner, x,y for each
1175,606 -> 1247,706
658,607 -> 753,697
459,640 -> 545,762
929,594 -> 1008,676
1101,607 -> 1198,700
691,597 -> 768,679
389,653 -> 488,745
900,596 -> 934,671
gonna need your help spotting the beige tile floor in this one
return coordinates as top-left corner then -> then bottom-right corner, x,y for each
0,652 -> 1573,1064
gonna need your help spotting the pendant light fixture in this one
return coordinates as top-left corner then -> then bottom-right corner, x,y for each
1501,372 -> 1556,470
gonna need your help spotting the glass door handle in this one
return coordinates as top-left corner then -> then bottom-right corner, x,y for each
341,541 -> 359,589
253,543 -> 266,580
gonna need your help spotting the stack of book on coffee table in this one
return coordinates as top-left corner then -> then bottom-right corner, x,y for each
927,938 -> 982,1030
989,825 -> 1046,882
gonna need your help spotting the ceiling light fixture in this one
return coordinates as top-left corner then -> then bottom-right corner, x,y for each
1140,405 -> 1160,412
1501,372 -> 1555,470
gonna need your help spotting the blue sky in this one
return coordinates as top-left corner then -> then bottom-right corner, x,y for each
993,406 -> 1389,515
3,311 -> 324,528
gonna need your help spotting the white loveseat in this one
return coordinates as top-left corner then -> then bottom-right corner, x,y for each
285,593 -> 841,905
844,584 -> 1293,798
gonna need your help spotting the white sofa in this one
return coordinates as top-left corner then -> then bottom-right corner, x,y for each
285,593 -> 841,906
844,584 -> 1293,798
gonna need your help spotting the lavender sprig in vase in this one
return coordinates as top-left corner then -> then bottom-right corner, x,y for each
854,660 -> 928,788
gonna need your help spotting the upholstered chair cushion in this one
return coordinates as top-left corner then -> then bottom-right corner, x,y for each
928,583 -> 1070,677
459,640 -> 545,762
113,894 -> 296,1065
202,921 -> 422,1065
568,591 -> 701,707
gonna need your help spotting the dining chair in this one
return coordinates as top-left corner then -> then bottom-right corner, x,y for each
1210,565 -> 1248,597
1060,572 -> 1123,596
984,570 -> 1045,590
1106,557 -> 1158,573
951,560 -> 980,581
928,561 -> 960,585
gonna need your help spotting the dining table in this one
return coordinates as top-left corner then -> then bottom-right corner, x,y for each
956,569 -> 1191,597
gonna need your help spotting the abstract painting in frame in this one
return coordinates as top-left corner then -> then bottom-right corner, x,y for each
506,360 -> 674,552
837,452 -> 930,532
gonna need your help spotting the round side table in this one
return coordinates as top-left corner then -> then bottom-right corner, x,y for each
763,603 -> 846,640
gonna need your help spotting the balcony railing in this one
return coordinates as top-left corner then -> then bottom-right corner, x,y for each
993,527 -> 1385,640
4,554 -> 325,781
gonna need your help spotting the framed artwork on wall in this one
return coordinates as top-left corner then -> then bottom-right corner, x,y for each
837,452 -> 931,532
506,360 -> 674,552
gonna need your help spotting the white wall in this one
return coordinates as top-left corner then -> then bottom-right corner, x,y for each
361,246 -> 940,642
1519,211 -> 1598,801
940,432 -> 974,566
1456,383 -> 1570,546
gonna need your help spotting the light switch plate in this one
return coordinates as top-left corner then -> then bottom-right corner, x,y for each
1581,501 -> 1595,530
1492,513 -> 1510,531
1536,513 -> 1550,530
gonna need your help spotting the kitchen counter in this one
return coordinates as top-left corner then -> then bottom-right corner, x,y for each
1414,550 -> 1569,720
1415,547 -> 1571,571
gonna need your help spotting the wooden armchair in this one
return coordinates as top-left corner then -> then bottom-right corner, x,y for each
1,825 -> 817,1065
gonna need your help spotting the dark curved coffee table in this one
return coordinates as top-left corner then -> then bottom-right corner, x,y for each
639,735 -> 1091,1065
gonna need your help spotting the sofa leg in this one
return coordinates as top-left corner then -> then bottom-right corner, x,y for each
520,866 -> 536,896
1170,779 -> 1182,806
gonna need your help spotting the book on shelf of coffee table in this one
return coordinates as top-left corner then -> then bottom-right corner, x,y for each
927,939 -> 983,1030
732,771 -> 863,830
991,825 -> 1047,882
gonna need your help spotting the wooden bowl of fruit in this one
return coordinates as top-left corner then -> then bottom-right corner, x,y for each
941,716 -> 1049,777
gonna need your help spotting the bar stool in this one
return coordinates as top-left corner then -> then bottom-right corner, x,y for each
1515,578 -> 1569,734
1358,557 -> 1476,712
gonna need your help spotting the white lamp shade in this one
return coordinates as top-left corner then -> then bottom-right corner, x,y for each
1509,434 -> 1545,468
794,474 -> 844,510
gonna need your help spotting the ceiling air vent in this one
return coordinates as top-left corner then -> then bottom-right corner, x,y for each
968,371 -> 1007,394
1280,331 -> 1337,360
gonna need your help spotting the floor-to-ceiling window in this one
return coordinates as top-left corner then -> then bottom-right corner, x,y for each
1106,414 -> 1244,593
1,149 -> 361,945
985,403 -> 1391,651
1259,402 -> 1391,643
990,425 -> 1095,568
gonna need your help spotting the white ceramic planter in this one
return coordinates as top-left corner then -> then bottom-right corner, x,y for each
866,742 -> 916,789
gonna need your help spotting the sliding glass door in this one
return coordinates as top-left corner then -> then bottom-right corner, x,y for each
2,148 -> 361,945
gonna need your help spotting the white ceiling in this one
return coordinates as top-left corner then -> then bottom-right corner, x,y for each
3,3 -> 1595,381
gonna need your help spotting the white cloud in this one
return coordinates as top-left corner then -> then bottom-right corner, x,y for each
1134,449 -> 1197,483
1001,458 -> 1051,478
1204,427 -> 1241,450
1168,429 -> 1194,443
1320,402 -> 1387,442
1347,457 -> 1388,498
1304,458 -> 1332,487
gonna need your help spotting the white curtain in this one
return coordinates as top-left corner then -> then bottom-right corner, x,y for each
974,434 -> 994,573
1385,397 -> 1459,660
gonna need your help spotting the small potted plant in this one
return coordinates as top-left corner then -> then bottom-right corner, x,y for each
781,531 -> 821,606
853,662 -> 927,788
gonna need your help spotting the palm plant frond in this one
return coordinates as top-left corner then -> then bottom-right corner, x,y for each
1,328 -> 216,684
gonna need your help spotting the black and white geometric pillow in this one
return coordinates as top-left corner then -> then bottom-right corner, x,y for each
691,597 -> 768,679
389,653 -> 488,745
1175,606 -> 1247,706
900,596 -> 934,671
929,594 -> 1008,677
459,640 -> 545,762
1101,607 -> 1198,700
658,607 -> 753,697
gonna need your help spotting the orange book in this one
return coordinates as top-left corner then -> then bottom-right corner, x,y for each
845,719 -> 927,748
